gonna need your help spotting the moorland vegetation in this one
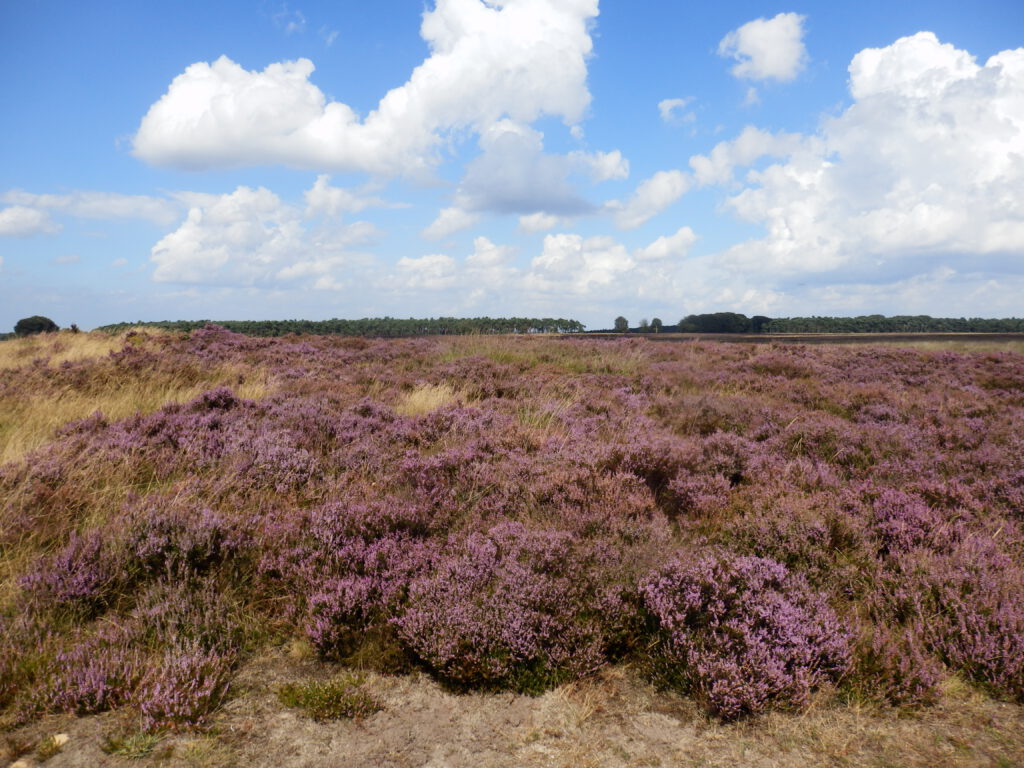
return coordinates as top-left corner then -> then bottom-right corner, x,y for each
0,326 -> 1022,743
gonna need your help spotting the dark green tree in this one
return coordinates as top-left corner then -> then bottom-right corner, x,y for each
14,315 -> 59,336
650,317 -> 663,333
614,316 -> 629,332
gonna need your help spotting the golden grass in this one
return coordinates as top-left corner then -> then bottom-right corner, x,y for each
0,374 -> 269,465
0,330 -> 125,371
0,329 -> 271,465
395,382 -> 462,416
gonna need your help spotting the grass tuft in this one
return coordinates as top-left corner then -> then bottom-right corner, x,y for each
277,674 -> 383,721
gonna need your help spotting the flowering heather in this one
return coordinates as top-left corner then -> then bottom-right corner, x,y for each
641,553 -> 852,719
2,327 -> 1023,728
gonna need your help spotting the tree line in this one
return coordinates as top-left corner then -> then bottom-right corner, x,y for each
95,316 -> 586,337
603,313 -> 1024,334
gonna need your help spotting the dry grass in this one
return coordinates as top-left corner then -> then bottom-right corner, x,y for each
0,330 -> 270,465
395,382 -> 462,416
0,331 -> 125,371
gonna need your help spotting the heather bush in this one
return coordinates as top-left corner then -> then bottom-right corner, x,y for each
129,505 -> 247,581
641,552 -> 852,720
395,522 -> 631,693
136,640 -> 236,732
18,530 -> 128,617
43,625 -> 144,715
848,622 -> 942,708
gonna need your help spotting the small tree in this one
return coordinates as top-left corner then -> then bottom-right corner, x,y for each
614,316 -> 629,333
14,315 -> 59,337
639,318 -> 650,330
650,318 -> 663,333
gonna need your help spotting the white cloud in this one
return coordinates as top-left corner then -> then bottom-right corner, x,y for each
453,121 -> 597,217
570,149 -> 630,182
518,212 -> 564,233
634,226 -> 697,261
303,175 -> 393,218
111,258 -> 128,268
396,253 -> 458,290
606,170 -> 690,229
150,183 -> 376,285
706,33 -> 1024,286
2,190 -> 179,226
718,12 -> 808,83
422,207 -> 480,240
0,206 -> 60,236
133,0 -> 598,175
658,97 -> 695,125
53,254 -> 81,264
528,233 -> 635,294
689,126 -> 809,187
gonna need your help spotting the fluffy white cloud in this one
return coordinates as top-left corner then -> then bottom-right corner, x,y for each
133,0 -> 598,175
396,253 -> 458,291
689,126 -> 809,187
518,212 -> 564,233
718,12 -> 807,83
422,207 -> 480,240
658,97 -> 695,125
607,170 -> 690,229
709,33 -> 1024,284
2,190 -> 180,226
570,149 -> 630,182
634,226 -> 697,261
452,121 -> 598,217
303,175 -> 393,218
0,205 -> 59,236
528,233 -> 635,294
151,184 -> 376,284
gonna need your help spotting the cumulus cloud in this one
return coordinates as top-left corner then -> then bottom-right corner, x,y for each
570,149 -> 630,182
634,226 -> 697,261
607,170 -> 690,229
396,252 -> 459,291
443,120 -> 599,219
2,190 -> 180,226
150,183 -> 376,284
718,12 -> 808,83
422,207 -> 480,240
706,33 -> 1024,286
518,212 -> 565,233
303,175 -> 393,218
0,205 -> 60,236
688,126 -> 809,187
133,0 -> 598,175
658,97 -> 695,125
527,233 -> 635,294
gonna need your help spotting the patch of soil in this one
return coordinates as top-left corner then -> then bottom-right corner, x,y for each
4,649 -> 1023,768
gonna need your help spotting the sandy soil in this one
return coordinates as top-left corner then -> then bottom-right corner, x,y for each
4,648 -> 1023,768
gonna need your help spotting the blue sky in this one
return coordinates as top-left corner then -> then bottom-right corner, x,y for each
1,0 -> 1022,331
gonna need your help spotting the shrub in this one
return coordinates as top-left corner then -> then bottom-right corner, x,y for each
277,674 -> 382,720
14,315 -> 59,336
641,552 -> 852,720
848,622 -> 942,708
395,522 -> 629,693
136,641 -> 236,732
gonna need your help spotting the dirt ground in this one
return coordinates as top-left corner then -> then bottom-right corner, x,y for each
4,648 -> 1023,768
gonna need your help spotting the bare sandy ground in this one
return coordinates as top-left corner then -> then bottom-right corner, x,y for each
4,646 -> 1024,768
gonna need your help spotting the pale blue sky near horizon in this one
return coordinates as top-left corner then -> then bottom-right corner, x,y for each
1,0 -> 1022,330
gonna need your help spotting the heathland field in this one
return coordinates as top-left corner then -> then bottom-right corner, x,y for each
1,327 -> 1023,767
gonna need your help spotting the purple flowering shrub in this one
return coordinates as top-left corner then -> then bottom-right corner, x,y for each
3,328 -> 1024,726
136,641 -> 236,732
641,552 -> 852,719
849,622 -> 942,708
395,522 -> 632,693
18,530 -> 128,617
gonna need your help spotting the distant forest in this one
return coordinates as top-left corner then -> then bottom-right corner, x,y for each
602,313 -> 1024,334
95,316 -> 586,337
